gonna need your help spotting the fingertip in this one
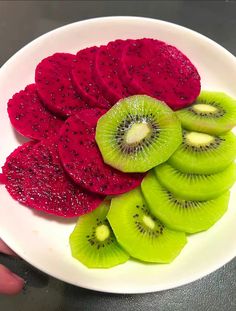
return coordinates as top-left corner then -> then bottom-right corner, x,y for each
0,265 -> 25,295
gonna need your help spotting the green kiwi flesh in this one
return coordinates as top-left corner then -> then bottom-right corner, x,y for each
69,200 -> 129,268
141,172 -> 230,234
95,95 -> 182,173
107,188 -> 187,263
176,91 -> 236,135
154,162 -> 236,201
168,130 -> 236,174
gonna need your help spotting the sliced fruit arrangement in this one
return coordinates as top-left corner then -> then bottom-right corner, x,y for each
154,162 -> 236,201
70,200 -> 129,268
141,172 -> 230,234
96,95 -> 182,172
95,39 -> 133,102
107,188 -> 187,263
58,108 -> 145,196
70,38 -> 200,110
139,90 -> 236,237
71,47 -> 111,109
176,91 -> 236,135
2,138 -> 104,217
1,36 -> 236,270
120,38 -> 201,109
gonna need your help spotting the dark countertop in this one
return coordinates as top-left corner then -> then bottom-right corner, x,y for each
0,1 -> 236,310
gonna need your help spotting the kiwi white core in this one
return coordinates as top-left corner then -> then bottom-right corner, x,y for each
186,131 -> 215,146
143,215 -> 155,229
125,122 -> 151,145
193,104 -> 218,113
95,224 -> 110,241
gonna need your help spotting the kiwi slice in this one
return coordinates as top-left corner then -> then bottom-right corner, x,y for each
69,200 -> 129,268
141,172 -> 230,234
95,95 -> 182,173
154,162 -> 236,201
176,91 -> 236,135
107,188 -> 187,263
168,129 -> 236,174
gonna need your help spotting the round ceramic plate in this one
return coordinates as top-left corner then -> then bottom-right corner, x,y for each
0,16 -> 236,294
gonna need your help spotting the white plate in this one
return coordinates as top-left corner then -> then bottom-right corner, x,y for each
0,16 -> 236,294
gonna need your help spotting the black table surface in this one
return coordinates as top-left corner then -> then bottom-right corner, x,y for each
0,1 -> 236,310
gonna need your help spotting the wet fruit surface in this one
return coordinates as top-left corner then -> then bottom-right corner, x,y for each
22,137 -> 104,217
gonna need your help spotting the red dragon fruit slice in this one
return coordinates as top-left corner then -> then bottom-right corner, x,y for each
58,110 -> 145,196
78,108 -> 106,126
7,84 -> 64,140
71,46 -> 112,109
120,38 -> 201,110
2,141 -> 36,203
35,53 -> 86,117
0,174 -> 6,184
95,39 -> 132,102
23,137 -> 103,217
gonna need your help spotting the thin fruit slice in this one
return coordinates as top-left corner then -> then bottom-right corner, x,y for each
58,110 -> 144,195
141,172 -> 230,233
96,95 -> 182,173
2,142 -> 35,203
120,38 -> 201,110
176,91 -> 236,135
35,53 -> 86,117
168,130 -> 236,174
71,47 -> 111,109
154,162 -> 236,201
7,84 -> 64,140
23,137 -> 103,217
95,40 -> 132,102
107,188 -> 187,263
70,200 -> 129,268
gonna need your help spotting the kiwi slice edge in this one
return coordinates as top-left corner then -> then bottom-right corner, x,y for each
168,129 -> 236,174
141,171 -> 230,234
154,162 -> 236,201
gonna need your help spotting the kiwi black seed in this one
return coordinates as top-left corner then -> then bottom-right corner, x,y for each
115,113 -> 160,155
